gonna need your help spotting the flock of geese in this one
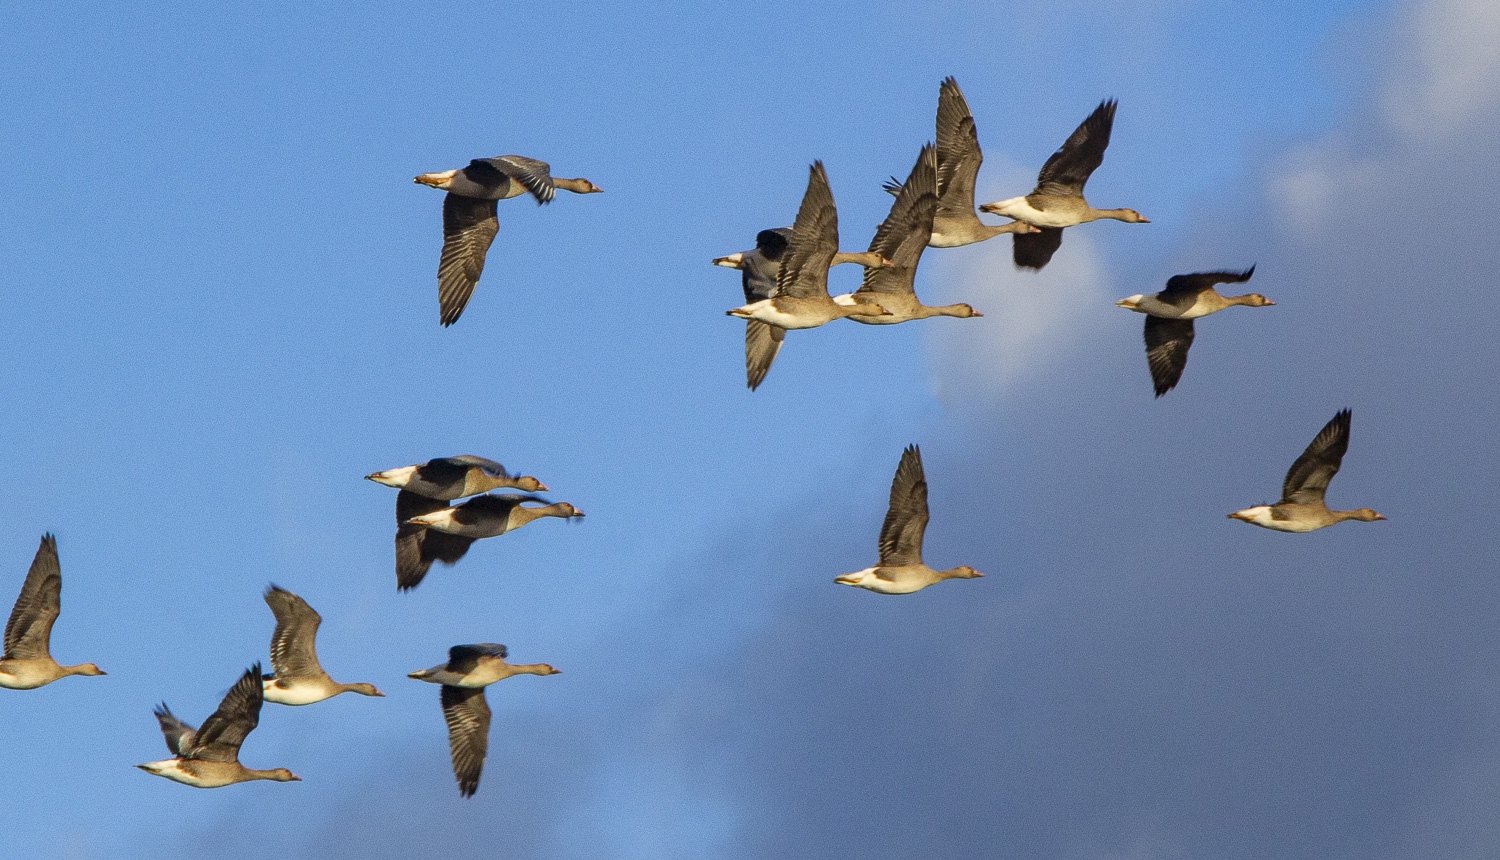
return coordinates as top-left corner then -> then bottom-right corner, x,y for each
1,76 -> 1385,802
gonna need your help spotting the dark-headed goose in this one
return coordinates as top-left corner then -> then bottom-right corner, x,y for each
714,228 -> 891,390
1116,267 -> 1271,396
835,445 -> 983,594
367,455 -> 547,500
881,77 -> 1037,247
262,585 -> 383,705
978,99 -> 1148,269
836,145 -> 982,323
409,644 -> 560,797
1229,409 -> 1385,532
727,162 -> 891,329
0,534 -> 104,690
415,155 -> 601,326
137,664 -> 300,788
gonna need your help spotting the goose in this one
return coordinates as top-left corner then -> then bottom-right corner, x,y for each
835,144 -> 982,323
0,534 -> 104,690
261,585 -> 383,705
835,445 -> 983,594
727,162 -> 892,330
880,77 -> 1037,247
415,155 -> 602,326
367,455 -> 547,500
409,644 -> 560,797
1115,267 -> 1271,396
714,228 -> 891,389
399,494 -> 584,584
977,99 -> 1148,270
1229,409 -> 1386,532
137,664 -> 301,787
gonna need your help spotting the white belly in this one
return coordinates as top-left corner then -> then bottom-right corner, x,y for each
263,679 -> 333,706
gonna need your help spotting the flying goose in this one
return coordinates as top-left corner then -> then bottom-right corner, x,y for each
978,99 -> 1148,270
880,77 -> 1037,247
398,494 -> 584,585
836,145 -> 982,323
714,228 -> 891,389
835,445 -> 983,594
392,490 -> 475,591
0,534 -> 104,690
261,585 -> 383,705
727,162 -> 892,330
409,643 -> 560,797
415,155 -> 602,326
1229,409 -> 1386,532
137,664 -> 301,788
367,455 -> 547,500
1115,267 -> 1271,396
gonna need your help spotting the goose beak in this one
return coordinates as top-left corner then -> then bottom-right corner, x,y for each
571,509 -> 586,518
1264,300 -> 1276,306
534,483 -> 550,492
1375,513 -> 1387,520
589,183 -> 603,193
970,310 -> 984,317
879,257 -> 896,268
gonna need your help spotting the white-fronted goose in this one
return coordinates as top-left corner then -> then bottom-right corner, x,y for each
0,534 -> 104,690
835,445 -> 983,594
978,99 -> 1148,270
836,145 -> 982,323
367,455 -> 547,500
137,664 -> 300,788
1229,409 -> 1386,532
727,162 -> 892,330
398,494 -> 583,585
1115,267 -> 1271,396
262,585 -> 383,705
714,228 -> 891,389
409,644 -> 560,797
415,156 -> 602,326
881,77 -> 1037,247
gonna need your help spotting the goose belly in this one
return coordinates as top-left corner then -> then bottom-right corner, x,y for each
137,760 -> 232,788
1000,198 -> 1082,228
263,680 -> 334,706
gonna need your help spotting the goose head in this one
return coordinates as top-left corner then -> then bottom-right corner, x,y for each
944,566 -> 984,580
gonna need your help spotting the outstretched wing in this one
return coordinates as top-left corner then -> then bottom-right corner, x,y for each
442,455 -> 514,478
1143,316 -> 1196,398
1161,266 -> 1256,298
437,194 -> 500,326
935,78 -> 983,220
877,445 -> 929,566
395,491 -> 474,591
1034,99 -> 1116,197
446,643 -> 509,674
152,703 -> 197,756
745,319 -> 785,391
860,145 -> 937,296
4,534 -> 61,660
1013,227 -> 1064,270
479,155 -> 556,204
441,685 -> 492,798
186,665 -> 264,763
776,162 -> 839,300
1281,409 -> 1352,506
263,585 -> 323,679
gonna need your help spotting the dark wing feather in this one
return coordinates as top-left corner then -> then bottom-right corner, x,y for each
1161,266 -> 1256,298
263,585 -> 322,679
1281,409 -> 1352,505
4,534 -> 61,660
441,685 -> 492,798
935,79 -> 983,220
754,228 -> 791,262
186,665 -> 263,763
1013,227 -> 1064,270
1143,317 -> 1195,398
745,319 -> 785,391
447,643 -> 509,674
1034,99 -> 1116,197
860,145 -> 938,296
437,194 -> 499,326
152,703 -> 197,756
489,155 -> 556,204
395,492 -> 475,591
877,446 -> 929,566
775,162 -> 839,300
442,455 -> 513,478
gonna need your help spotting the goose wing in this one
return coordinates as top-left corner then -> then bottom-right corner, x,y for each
775,162 -> 839,300
1281,409 -> 1352,506
878,445 -> 929,566
1013,227 -> 1064,270
934,78 -> 983,221
151,703 -> 197,756
1143,316 -> 1195,398
395,491 -> 474,591
1033,99 -> 1116,197
441,685 -> 492,798
437,193 -> 500,326
446,643 -> 509,674
860,146 -> 937,296
469,156 -> 556,204
4,534 -> 61,661
741,228 -> 792,303
745,319 -> 785,391
441,455 -> 514,479
263,585 -> 323,679
186,665 -> 264,763
1161,266 -> 1256,298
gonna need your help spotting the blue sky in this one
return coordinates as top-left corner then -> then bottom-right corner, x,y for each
4,1 -> 1500,858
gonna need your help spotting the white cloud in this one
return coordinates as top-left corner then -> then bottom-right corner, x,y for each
1383,0 -> 1500,136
